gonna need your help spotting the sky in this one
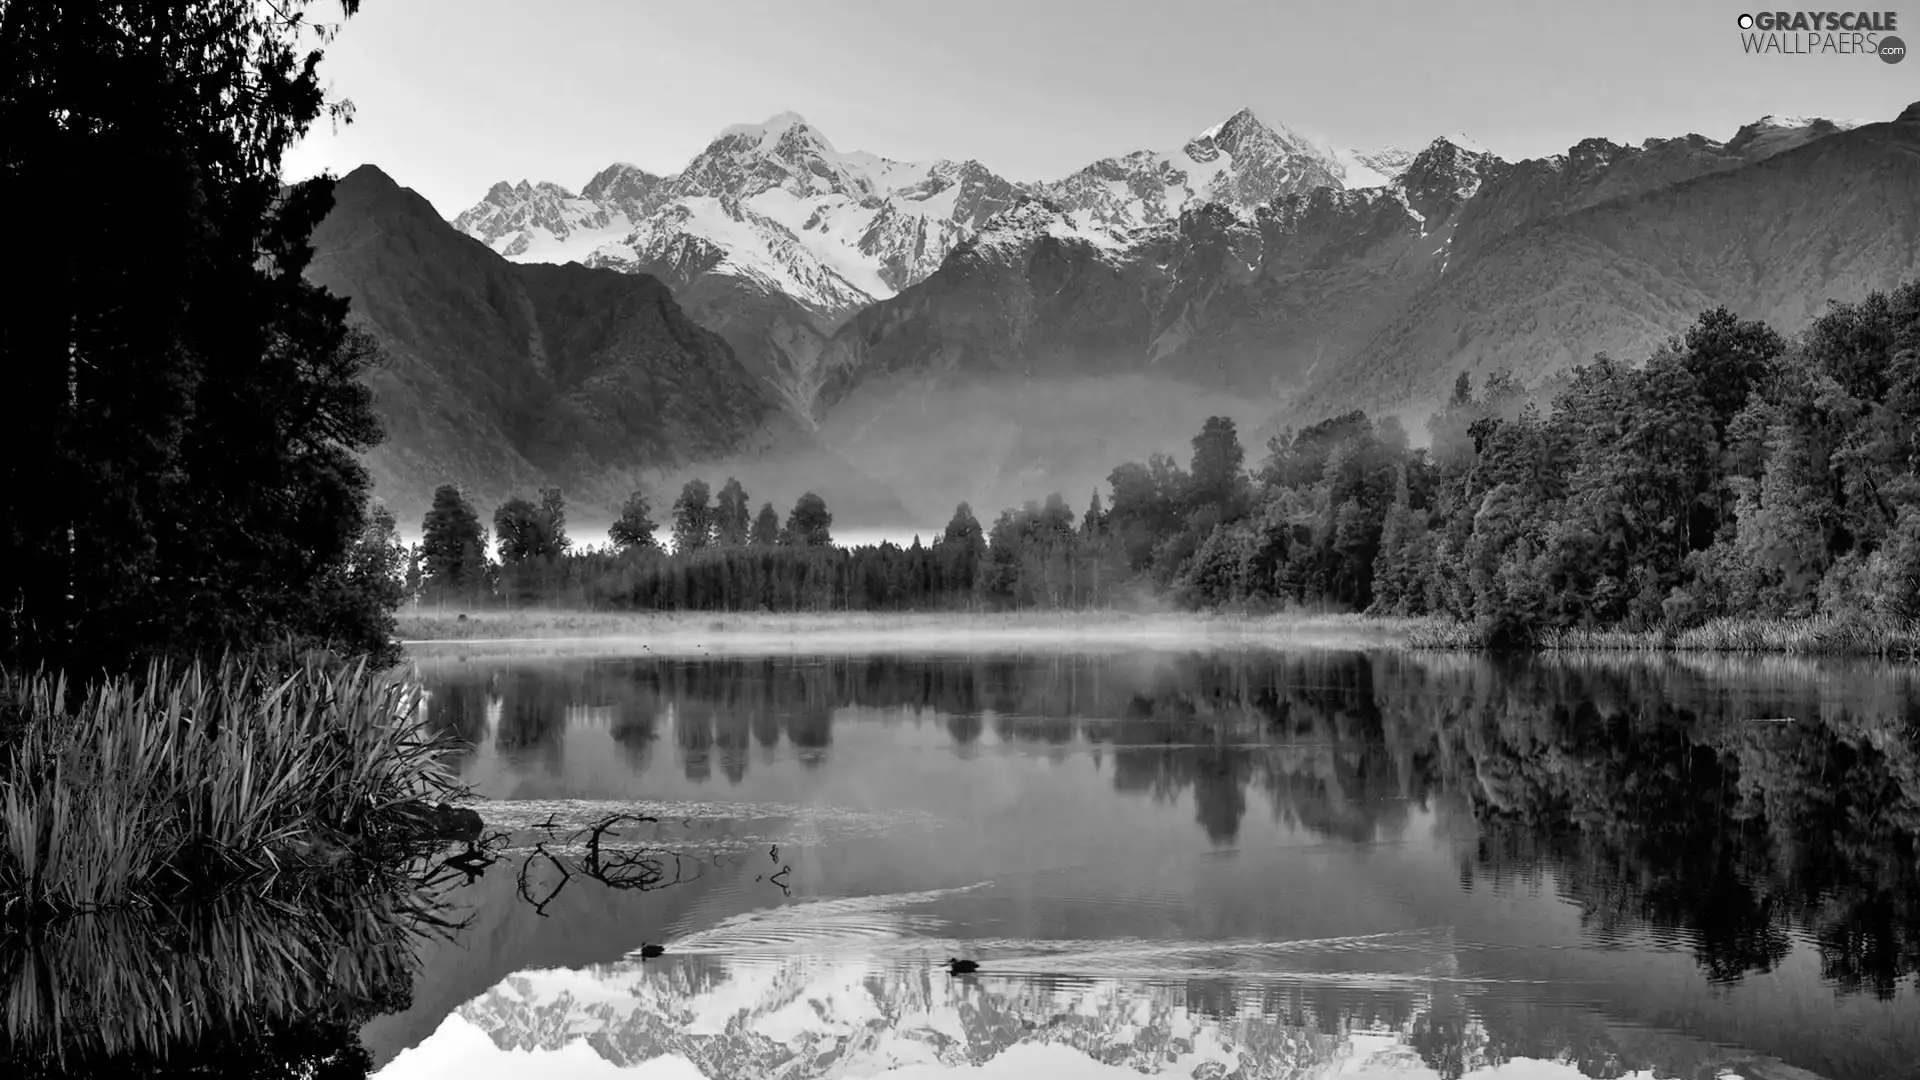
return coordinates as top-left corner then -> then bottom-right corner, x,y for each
282,0 -> 1920,219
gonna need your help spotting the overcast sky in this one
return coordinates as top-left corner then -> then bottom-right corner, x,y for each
281,0 -> 1918,217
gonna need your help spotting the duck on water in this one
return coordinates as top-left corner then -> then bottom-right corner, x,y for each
946,958 -> 978,975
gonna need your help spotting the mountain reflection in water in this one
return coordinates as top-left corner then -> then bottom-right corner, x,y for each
9,649 -> 1919,1079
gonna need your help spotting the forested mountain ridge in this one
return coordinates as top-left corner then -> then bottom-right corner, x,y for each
1304,108 -> 1920,417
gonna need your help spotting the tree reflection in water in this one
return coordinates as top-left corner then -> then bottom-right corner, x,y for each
419,650 -> 1920,1001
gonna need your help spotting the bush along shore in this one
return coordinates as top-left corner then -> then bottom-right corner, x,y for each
0,656 -> 477,921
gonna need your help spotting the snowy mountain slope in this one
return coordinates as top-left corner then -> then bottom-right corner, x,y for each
444,108 -> 1492,422
448,106 -> 1880,441
448,108 -> 1428,322
455,113 -> 1026,318
807,106 -> 1900,433
1040,108 -> 1412,232
808,133 -> 1499,417
450,164 -> 669,265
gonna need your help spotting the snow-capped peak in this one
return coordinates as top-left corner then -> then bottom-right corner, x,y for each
453,176 -> 626,262
1195,106 -> 1276,145
1393,137 -> 1500,221
671,112 -> 921,207
1737,112 -> 1866,136
717,110 -> 817,150
1184,106 -> 1327,163
1723,112 -> 1863,161
1043,107 -> 1360,233
1436,132 -> 1494,157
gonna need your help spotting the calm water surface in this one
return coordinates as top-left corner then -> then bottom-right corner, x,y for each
359,648 -> 1920,1080
9,647 -> 1920,1079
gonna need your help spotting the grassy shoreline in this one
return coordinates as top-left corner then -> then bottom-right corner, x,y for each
397,607 -> 1920,659
396,608 -> 1435,658
1405,613 -> 1920,659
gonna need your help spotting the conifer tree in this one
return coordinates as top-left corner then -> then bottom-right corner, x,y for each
714,478 -> 751,546
750,502 -> 782,546
672,480 -> 714,553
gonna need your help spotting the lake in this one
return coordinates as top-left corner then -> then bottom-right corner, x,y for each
10,647 -> 1920,1079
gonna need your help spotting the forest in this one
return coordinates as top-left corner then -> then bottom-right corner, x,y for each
411,284 -> 1920,646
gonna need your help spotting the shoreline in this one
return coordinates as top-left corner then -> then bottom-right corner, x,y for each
397,609 -> 1421,658
395,608 -> 1920,660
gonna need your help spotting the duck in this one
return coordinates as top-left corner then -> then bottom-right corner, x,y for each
946,957 -> 978,975
639,943 -> 665,959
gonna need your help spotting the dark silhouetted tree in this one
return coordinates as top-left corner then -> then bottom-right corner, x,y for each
493,498 -> 543,564
943,503 -> 984,550
609,490 -> 660,552
1081,490 -> 1107,538
1188,415 -> 1246,517
786,493 -> 834,547
538,487 -> 570,554
420,486 -> 487,600
672,479 -> 713,553
750,501 -> 781,546
714,478 -> 751,546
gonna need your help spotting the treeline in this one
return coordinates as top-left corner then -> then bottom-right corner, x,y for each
407,471 -> 1143,612
406,282 -> 1920,637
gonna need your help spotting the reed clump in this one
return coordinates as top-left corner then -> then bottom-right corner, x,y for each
0,656 -> 464,919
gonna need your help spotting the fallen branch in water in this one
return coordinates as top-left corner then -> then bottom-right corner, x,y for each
501,813 -> 705,916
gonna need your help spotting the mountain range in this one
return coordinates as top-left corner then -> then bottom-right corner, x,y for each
305,102 -> 1920,531
308,166 -> 910,528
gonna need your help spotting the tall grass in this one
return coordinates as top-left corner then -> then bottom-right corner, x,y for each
0,656 -> 464,918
